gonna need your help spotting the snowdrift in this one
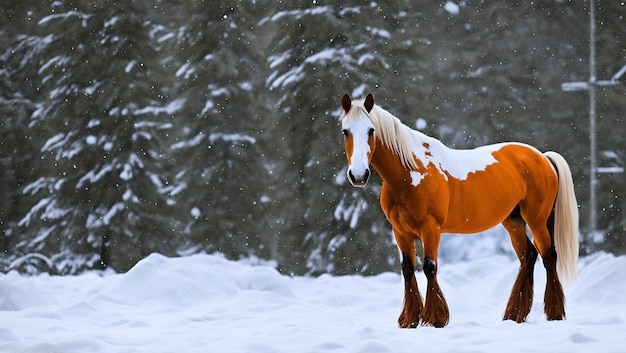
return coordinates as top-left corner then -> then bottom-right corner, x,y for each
1,252 -> 625,353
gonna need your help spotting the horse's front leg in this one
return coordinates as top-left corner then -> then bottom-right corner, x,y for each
394,231 -> 423,328
420,226 -> 449,328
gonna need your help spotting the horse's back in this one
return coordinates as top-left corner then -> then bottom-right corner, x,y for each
491,143 -> 558,193
441,142 -> 557,233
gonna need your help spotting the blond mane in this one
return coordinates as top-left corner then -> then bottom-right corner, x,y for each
343,98 -> 421,171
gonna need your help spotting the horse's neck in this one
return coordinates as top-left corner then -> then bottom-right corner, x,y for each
371,128 -> 450,183
370,138 -> 415,184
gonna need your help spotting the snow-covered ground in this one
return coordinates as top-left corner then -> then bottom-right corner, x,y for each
1,250 -> 625,353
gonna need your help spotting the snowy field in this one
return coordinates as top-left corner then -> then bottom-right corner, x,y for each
1,250 -> 625,353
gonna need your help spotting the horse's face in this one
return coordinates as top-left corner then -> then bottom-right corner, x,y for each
341,94 -> 376,187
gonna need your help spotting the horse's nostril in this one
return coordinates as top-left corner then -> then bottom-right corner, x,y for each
348,170 -> 356,184
364,169 -> 370,182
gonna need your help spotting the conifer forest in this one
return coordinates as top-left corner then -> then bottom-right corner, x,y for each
1,1 -> 624,275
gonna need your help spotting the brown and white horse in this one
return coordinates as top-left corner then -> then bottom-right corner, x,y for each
340,93 -> 579,328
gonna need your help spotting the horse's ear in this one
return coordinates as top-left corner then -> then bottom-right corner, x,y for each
364,93 -> 374,113
341,94 -> 352,112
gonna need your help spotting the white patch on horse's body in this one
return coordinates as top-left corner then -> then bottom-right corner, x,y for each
409,132 -> 506,185
409,171 -> 424,186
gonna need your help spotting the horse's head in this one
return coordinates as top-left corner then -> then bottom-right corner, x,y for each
340,93 -> 376,187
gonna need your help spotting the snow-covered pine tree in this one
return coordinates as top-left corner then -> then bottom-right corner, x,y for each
0,2 -> 58,273
13,1 -> 180,273
158,0 -> 275,261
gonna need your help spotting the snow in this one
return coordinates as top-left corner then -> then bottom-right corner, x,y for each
444,1 -> 460,15
200,100 -> 215,116
415,118 -> 428,130
267,65 -> 305,90
0,252 -> 624,353
38,11 -> 93,27
259,6 -> 331,25
357,53 -> 375,65
38,55 -> 70,75
134,98 -> 186,116
102,202 -> 124,225
171,133 -> 205,150
175,62 -> 194,79
78,163 -> 114,187
366,26 -> 391,39
103,15 -> 120,28
268,51 -> 291,69
41,132 -> 72,153
305,48 -> 342,65
125,60 -> 136,73
351,84 -> 368,99
119,163 -> 133,180
18,197 -> 66,227
208,132 -> 256,145
334,198 -> 368,229
122,188 -> 139,203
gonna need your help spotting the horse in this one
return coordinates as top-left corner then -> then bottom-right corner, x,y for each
339,93 -> 579,328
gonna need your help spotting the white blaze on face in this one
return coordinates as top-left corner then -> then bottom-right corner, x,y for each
343,111 -> 375,186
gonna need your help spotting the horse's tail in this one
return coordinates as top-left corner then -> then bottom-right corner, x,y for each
544,151 -> 579,284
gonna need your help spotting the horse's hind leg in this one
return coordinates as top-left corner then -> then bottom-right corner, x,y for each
530,212 -> 566,320
395,231 -> 423,328
502,211 -> 538,323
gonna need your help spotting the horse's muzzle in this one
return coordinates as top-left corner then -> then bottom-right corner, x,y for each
348,168 -> 370,187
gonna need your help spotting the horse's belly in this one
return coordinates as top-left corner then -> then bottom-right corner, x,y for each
443,194 -> 520,234
442,211 -> 511,234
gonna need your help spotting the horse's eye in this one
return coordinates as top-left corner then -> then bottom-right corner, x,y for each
342,129 -> 350,137
368,128 -> 375,136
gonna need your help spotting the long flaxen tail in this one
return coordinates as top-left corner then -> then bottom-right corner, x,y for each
544,151 -> 579,284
